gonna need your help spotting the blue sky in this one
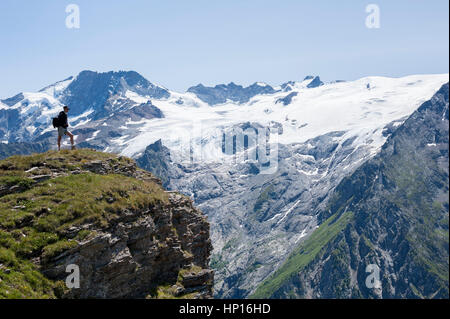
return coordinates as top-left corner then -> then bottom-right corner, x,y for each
0,0 -> 448,98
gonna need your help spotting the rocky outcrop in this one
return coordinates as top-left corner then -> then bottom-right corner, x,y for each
187,82 -> 277,105
276,92 -> 298,106
0,149 -> 213,299
41,192 -> 213,299
306,76 -> 324,88
136,139 -> 172,188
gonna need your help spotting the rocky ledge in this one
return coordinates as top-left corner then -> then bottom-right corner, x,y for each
0,149 -> 213,299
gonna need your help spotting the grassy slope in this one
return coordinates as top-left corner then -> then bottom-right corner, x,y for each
250,211 -> 353,298
0,149 -> 168,298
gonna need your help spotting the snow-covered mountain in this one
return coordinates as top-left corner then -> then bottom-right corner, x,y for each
2,71 -> 446,155
0,70 -> 167,145
0,70 -> 448,297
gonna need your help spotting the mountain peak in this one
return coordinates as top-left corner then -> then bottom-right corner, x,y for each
0,92 -> 24,107
187,81 -> 276,105
305,76 -> 324,88
61,70 -> 170,115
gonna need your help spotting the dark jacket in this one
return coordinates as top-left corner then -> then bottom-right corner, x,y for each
58,111 -> 68,128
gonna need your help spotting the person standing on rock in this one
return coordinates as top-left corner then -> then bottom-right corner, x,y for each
56,105 -> 76,151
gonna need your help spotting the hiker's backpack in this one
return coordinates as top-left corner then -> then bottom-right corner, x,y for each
52,111 -> 66,128
52,117 -> 60,128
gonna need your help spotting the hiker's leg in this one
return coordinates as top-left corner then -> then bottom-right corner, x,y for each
66,131 -> 74,145
66,131 -> 75,149
57,135 -> 62,151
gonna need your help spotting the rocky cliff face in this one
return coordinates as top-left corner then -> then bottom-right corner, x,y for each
252,83 -> 449,299
0,149 -> 213,299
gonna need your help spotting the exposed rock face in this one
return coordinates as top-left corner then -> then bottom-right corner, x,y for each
306,76 -> 324,88
276,92 -> 298,106
187,82 -> 277,105
0,150 -> 213,299
136,139 -> 172,188
41,192 -> 213,299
